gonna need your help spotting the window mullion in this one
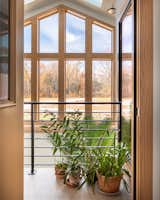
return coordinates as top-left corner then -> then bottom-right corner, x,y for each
58,8 -> 66,118
85,18 -> 92,116
31,17 -> 39,119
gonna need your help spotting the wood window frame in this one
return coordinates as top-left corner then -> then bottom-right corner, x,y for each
24,5 -> 116,116
119,0 -> 153,199
136,0 -> 153,199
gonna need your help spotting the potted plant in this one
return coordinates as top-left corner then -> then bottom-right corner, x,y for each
64,157 -> 82,188
78,130 -> 112,190
55,162 -> 68,179
42,111 -> 84,179
41,114 -> 70,178
95,142 -> 130,194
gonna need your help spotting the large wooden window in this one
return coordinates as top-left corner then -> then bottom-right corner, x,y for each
24,6 -> 115,114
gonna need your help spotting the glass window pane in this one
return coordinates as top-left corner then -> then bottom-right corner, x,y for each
39,14 -> 59,53
66,13 -> 85,53
0,63 -> 8,100
24,59 -> 31,102
92,24 -> 112,53
24,24 -> 32,53
92,60 -> 111,101
0,0 -> 9,100
122,15 -> 134,53
121,60 -> 133,147
122,60 -> 133,116
86,0 -> 102,7
66,60 -> 85,112
39,60 -> 58,118
24,59 -> 31,120
92,60 -> 112,119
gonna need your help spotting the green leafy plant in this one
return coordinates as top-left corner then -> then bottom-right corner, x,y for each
94,133 -> 131,192
41,114 -> 70,172
64,155 -> 83,187
79,130 -> 112,189
41,111 -> 131,192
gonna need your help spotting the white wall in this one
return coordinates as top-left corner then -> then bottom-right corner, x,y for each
153,0 -> 160,199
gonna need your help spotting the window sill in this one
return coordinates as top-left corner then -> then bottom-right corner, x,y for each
0,101 -> 16,109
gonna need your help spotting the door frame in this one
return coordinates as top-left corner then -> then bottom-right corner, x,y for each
136,0 -> 153,199
119,0 -> 153,199
21,0 -> 153,199
118,0 -> 136,199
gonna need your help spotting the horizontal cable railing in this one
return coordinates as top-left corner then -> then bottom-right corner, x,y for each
24,102 -> 122,174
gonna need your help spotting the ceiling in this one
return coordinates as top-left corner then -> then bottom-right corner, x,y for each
24,0 -> 127,18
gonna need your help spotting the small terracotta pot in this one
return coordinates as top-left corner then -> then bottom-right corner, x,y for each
66,174 -> 81,188
97,172 -> 122,193
55,166 -> 66,179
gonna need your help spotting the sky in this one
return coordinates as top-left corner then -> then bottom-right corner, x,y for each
87,0 -> 102,7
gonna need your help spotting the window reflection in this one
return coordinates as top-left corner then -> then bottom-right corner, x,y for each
0,0 -> 9,100
122,12 -> 134,53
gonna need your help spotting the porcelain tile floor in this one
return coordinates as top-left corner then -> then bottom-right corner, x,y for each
24,168 -> 130,200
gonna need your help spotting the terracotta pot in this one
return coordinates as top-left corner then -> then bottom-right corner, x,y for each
66,174 -> 81,188
97,172 -> 122,193
55,166 -> 66,179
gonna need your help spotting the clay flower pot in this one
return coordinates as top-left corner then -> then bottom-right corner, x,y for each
55,165 -> 66,179
97,172 -> 122,193
66,174 -> 81,188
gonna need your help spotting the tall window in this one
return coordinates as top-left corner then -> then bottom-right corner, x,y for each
119,3 -> 134,147
24,6 -> 115,115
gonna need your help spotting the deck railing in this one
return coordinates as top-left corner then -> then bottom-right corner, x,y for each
24,102 -> 122,175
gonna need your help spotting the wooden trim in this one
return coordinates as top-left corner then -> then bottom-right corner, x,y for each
37,53 -> 59,59
111,27 -> 116,121
10,0 -> 24,199
58,8 -> 66,117
24,20 -> 32,26
85,18 -> 92,115
91,53 -> 114,59
31,18 -> 38,102
136,0 -> 153,199
24,53 -> 32,59
66,9 -> 86,20
122,53 -> 133,60
37,9 -> 58,20
24,53 -> 114,60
